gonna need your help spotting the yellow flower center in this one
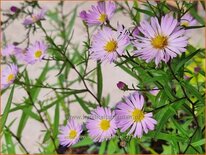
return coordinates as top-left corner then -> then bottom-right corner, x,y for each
32,15 -> 38,22
98,14 -> 107,22
132,109 -> 144,122
151,35 -> 168,49
104,40 -> 118,53
100,119 -> 110,131
34,50 -> 42,58
68,130 -> 77,139
7,74 -> 15,83
181,21 -> 189,27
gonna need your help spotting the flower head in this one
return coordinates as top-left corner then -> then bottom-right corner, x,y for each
180,14 -> 197,27
25,41 -> 47,64
86,107 -> 117,142
2,44 -> 22,57
90,26 -> 130,63
58,119 -> 82,147
1,64 -> 18,89
133,14 -> 188,66
115,92 -> 157,138
80,1 -> 116,25
23,9 -> 46,26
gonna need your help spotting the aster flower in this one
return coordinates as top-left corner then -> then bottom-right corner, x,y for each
25,41 -> 47,64
1,64 -> 18,89
23,9 -> 46,26
90,26 -> 130,63
149,87 -> 160,96
58,119 -> 82,147
80,1 -> 116,25
180,14 -> 197,27
86,107 -> 117,142
133,14 -> 188,66
115,92 -> 157,138
1,44 -> 22,57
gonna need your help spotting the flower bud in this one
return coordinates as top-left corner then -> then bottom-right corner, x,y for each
10,6 -> 19,13
117,81 -> 128,91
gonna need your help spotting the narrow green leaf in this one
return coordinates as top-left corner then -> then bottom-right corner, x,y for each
99,141 -> 107,154
4,129 -> 16,154
97,62 -> 103,102
72,136 -> 93,148
1,85 -> 15,132
133,7 -> 154,16
74,94 -> 90,114
53,102 -> 59,138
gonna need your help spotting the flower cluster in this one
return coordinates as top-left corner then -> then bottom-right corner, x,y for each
56,0 -> 198,148
79,1 -> 198,66
58,92 -> 156,146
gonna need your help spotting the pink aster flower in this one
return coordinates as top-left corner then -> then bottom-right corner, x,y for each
80,1 -> 116,25
1,64 -> 18,89
90,26 -> 130,63
1,44 -> 22,57
133,14 -> 188,66
115,92 -> 157,138
25,41 -> 47,64
180,14 -> 197,27
58,119 -> 82,147
23,9 -> 46,26
86,107 -> 117,142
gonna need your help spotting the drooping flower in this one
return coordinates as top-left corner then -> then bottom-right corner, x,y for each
180,14 -> 197,27
115,92 -> 157,138
1,44 -> 22,57
90,26 -> 130,63
133,14 -> 188,66
10,6 -> 19,13
58,119 -> 82,147
1,64 -> 18,89
25,41 -> 47,64
80,1 -> 116,25
86,107 -> 117,142
23,9 -> 46,26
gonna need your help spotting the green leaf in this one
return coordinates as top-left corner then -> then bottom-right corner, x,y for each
53,101 -> 59,138
72,136 -> 93,148
99,141 -> 107,154
128,138 -> 136,154
74,94 -> 90,114
97,62 -> 103,102
1,85 -> 15,132
17,62 -> 49,138
191,139 -> 205,147
4,129 -> 16,154
133,7 -> 154,16
175,49 -> 202,73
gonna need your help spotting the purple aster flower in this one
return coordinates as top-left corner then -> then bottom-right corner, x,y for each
115,92 -> 157,138
2,44 -> 21,57
149,87 -> 160,96
25,41 -> 47,64
86,107 -> 117,142
90,26 -> 130,63
181,14 -> 197,27
58,119 -> 82,147
80,1 -> 116,26
1,64 -> 18,89
133,14 -> 188,66
23,9 -> 46,26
